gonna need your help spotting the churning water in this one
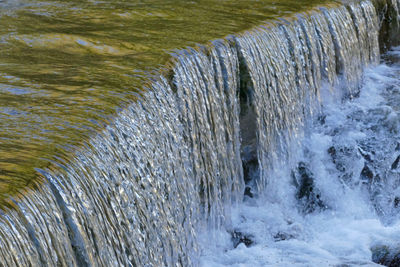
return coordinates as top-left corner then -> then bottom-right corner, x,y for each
200,49 -> 400,267
0,0 -> 399,266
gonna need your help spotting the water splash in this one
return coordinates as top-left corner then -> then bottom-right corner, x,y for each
200,47 -> 400,267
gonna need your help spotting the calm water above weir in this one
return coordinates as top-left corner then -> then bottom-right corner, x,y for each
0,0 -> 334,204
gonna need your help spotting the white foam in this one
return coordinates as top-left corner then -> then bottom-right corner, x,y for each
200,50 -> 400,266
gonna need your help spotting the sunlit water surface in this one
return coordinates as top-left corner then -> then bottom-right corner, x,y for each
0,0 -> 336,204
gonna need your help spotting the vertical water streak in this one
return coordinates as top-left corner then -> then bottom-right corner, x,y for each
210,39 -> 244,210
310,11 -> 337,87
172,41 -> 243,231
236,23 -> 318,192
15,186 -> 77,266
41,78 -> 200,266
361,0 -> 381,63
323,6 -> 364,95
0,211 -> 42,266
236,1 -> 380,193
0,185 -> 76,266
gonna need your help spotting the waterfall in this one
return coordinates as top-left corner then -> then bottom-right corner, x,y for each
236,1 -> 381,194
0,0 -> 398,266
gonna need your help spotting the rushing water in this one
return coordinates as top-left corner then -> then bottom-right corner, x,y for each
0,0 -> 399,266
200,46 -> 400,267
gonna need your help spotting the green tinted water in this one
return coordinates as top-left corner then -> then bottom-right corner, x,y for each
0,0 -> 335,206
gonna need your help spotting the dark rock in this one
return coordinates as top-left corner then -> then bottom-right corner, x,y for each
391,155 -> 400,170
293,162 -> 326,213
361,164 -> 374,180
374,0 -> 400,52
244,186 -> 254,198
274,232 -> 295,242
371,245 -> 390,265
371,244 -> 400,267
358,148 -> 373,162
328,146 -> 348,174
394,197 -> 400,208
231,231 -> 253,248
318,115 -> 326,125
328,146 -> 336,158
296,162 -> 314,198
242,156 -> 259,184
239,49 -> 259,188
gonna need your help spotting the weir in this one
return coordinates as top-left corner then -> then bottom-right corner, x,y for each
0,0 -> 399,266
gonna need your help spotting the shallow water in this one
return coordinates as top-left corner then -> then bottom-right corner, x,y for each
0,0 -> 336,205
200,48 -> 400,266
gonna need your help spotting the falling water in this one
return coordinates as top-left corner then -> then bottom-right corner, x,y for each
201,46 -> 400,267
235,0 -> 381,194
0,0 -> 399,266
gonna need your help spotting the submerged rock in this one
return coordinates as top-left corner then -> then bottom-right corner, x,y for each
328,145 -> 364,184
292,162 -> 326,214
371,244 -> 400,267
273,231 -> 295,242
231,230 -> 254,248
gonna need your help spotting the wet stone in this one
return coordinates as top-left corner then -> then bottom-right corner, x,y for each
293,162 -> 326,214
391,155 -> 400,170
361,164 -> 374,180
242,157 -> 259,185
394,197 -> 400,208
328,146 -> 336,157
371,244 -> 400,267
329,144 -> 369,185
231,231 -> 254,248
358,148 -> 373,162
273,232 -> 295,242
244,186 -> 254,198
395,142 -> 400,151
318,114 -> 326,125
328,146 -> 347,173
